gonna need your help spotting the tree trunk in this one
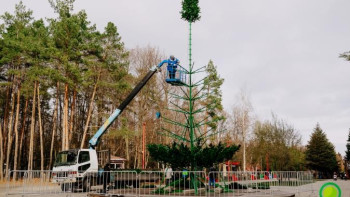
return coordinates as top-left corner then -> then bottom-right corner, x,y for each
68,90 -> 76,149
125,136 -> 129,168
61,97 -> 65,151
65,85 -> 69,150
28,81 -> 37,171
13,87 -> 21,180
59,89 -> 63,150
5,82 -> 16,178
62,83 -> 68,150
2,87 -> 10,155
49,82 -> 59,169
134,137 -> 139,169
37,84 -> 44,171
81,74 -> 100,148
18,99 -> 28,171
0,122 -> 4,181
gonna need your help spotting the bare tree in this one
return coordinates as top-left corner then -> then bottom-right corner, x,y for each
128,45 -> 164,168
231,89 -> 253,172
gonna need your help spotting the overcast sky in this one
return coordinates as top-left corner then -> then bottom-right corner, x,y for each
2,0 -> 350,155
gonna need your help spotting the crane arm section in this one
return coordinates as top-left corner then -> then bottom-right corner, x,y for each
89,66 -> 159,149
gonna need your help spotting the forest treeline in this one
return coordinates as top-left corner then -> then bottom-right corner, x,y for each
0,0 -> 340,181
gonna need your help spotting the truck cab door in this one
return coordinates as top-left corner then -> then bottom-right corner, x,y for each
78,151 -> 91,174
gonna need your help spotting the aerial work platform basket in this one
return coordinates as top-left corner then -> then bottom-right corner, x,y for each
165,65 -> 187,86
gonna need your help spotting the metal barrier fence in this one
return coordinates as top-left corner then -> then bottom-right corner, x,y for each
205,171 -> 315,197
5,170 -> 314,197
138,171 -> 207,197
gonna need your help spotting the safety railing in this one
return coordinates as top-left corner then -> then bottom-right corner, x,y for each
165,65 -> 187,85
5,170 -> 314,197
137,171 -> 207,197
206,171 -> 314,197
6,170 -> 64,196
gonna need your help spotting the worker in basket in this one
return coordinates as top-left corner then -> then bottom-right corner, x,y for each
158,55 -> 180,79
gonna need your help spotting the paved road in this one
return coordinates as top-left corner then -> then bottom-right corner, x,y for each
1,179 -> 349,197
297,179 -> 349,197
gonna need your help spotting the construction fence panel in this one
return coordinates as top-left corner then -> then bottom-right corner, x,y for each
206,171 -> 315,197
98,170 -> 138,197
138,171 -> 207,197
6,170 -> 71,197
5,170 -> 314,197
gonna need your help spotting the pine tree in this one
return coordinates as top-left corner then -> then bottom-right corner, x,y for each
346,130 -> 350,161
80,22 -> 129,148
48,0 -> 101,150
0,1 -> 35,175
0,0 -> 133,171
203,60 -> 225,135
305,123 -> 338,177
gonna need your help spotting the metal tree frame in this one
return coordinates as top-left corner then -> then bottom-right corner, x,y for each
159,21 -> 225,194
161,21 -> 222,156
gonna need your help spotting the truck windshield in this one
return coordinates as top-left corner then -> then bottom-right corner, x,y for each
54,151 -> 77,167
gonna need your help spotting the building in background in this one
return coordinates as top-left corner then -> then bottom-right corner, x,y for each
110,156 -> 126,169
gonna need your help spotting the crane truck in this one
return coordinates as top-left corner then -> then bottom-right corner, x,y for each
51,64 -> 167,191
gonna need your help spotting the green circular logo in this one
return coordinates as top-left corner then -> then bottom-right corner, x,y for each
319,182 -> 341,197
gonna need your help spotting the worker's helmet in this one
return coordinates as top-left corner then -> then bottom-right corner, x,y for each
170,55 -> 175,60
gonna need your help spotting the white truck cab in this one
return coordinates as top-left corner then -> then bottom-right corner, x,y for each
52,149 -> 105,191
52,149 -> 98,182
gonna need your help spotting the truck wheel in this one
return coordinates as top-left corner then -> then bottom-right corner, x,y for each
83,178 -> 91,192
71,182 -> 79,193
61,183 -> 70,191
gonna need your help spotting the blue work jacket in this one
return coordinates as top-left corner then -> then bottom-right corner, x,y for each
158,58 -> 180,72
